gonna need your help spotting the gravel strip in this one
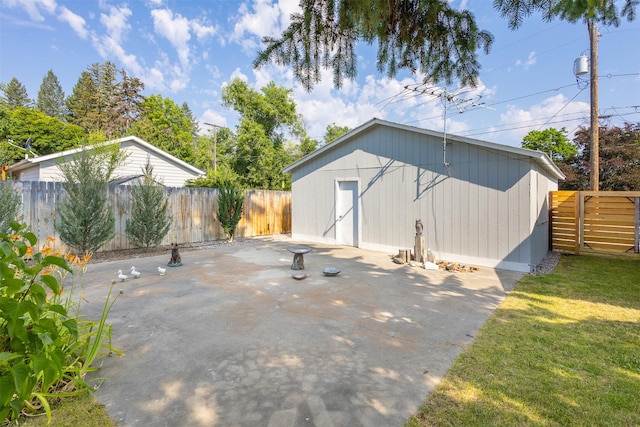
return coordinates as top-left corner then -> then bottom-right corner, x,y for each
533,250 -> 562,274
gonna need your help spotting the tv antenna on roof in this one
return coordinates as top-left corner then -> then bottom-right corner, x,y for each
7,138 -> 38,158
404,85 -> 494,174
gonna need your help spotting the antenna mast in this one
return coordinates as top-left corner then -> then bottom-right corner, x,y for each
404,86 -> 494,174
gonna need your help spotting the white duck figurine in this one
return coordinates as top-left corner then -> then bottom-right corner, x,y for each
117,270 -> 128,282
130,266 -> 141,278
158,266 -> 166,276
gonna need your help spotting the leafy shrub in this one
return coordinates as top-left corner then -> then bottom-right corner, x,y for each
0,222 -> 121,424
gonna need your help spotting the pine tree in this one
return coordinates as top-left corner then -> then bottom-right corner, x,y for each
254,0 -> 493,91
54,144 -> 125,254
37,69 -> 66,120
66,62 -> 144,137
125,159 -> 172,249
1,77 -> 32,109
217,186 -> 244,242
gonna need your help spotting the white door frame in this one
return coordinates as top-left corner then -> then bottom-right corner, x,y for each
334,179 -> 361,247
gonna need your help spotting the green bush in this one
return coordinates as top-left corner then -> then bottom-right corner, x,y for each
125,160 -> 172,249
0,222 -> 121,424
0,180 -> 21,233
217,186 -> 244,242
55,143 -> 126,255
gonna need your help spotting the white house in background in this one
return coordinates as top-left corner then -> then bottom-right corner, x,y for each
8,136 -> 205,187
283,118 -> 565,273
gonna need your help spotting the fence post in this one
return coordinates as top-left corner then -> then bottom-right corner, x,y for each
575,191 -> 582,255
633,197 -> 640,254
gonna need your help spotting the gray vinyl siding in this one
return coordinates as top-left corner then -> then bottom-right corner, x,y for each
290,123 -> 554,271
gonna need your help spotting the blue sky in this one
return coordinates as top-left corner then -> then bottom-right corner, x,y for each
1,0 -> 639,147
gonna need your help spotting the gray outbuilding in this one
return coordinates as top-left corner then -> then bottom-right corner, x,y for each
283,118 -> 564,272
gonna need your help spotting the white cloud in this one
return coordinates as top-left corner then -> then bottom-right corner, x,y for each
99,5 -> 131,44
515,51 -> 537,70
230,0 -> 299,54
151,8 -> 191,69
58,5 -> 87,38
497,93 -> 589,143
5,0 -> 57,21
191,20 -> 216,41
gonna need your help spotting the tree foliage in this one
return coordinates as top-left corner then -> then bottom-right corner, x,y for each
125,159 -> 172,249
221,79 -> 303,189
217,186 -> 244,242
494,0 -> 637,28
559,122 -> 640,190
130,94 -> 196,165
522,127 -> 578,163
324,123 -> 351,144
66,62 -> 144,138
1,107 -> 85,163
254,0 -> 493,91
37,69 -> 66,120
0,77 -> 32,109
54,143 -> 126,254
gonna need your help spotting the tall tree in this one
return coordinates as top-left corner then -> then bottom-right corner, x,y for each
37,69 -> 66,120
182,101 -> 199,138
324,123 -> 351,144
66,62 -> 144,137
55,143 -> 126,254
560,123 -> 640,191
254,0 -> 493,90
114,69 -> 145,136
1,77 -> 32,109
222,78 -> 304,189
130,94 -> 196,165
2,107 -> 85,163
521,128 -> 577,164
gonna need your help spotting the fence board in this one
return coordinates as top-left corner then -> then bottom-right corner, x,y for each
550,190 -> 640,255
7,181 -> 290,253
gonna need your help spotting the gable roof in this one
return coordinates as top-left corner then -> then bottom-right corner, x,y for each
284,118 -> 565,180
8,135 -> 205,176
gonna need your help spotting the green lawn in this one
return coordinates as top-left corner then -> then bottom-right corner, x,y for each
407,253 -> 640,426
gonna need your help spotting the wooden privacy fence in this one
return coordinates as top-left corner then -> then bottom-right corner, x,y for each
9,181 -> 291,252
550,191 -> 640,255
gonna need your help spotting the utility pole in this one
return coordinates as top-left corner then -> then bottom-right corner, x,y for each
204,122 -> 222,173
588,20 -> 599,191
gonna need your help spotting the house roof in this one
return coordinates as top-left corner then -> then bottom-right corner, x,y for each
8,135 -> 205,176
284,118 -> 565,180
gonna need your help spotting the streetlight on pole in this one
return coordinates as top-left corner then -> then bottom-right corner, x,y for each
204,122 -> 223,173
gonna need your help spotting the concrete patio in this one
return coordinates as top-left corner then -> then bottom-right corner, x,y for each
79,236 -> 523,426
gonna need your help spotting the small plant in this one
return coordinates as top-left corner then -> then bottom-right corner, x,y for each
0,222 -> 122,424
217,186 -> 244,242
0,179 -> 21,233
125,159 -> 172,249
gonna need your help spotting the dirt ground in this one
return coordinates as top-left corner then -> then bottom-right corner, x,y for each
89,238 -> 250,264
